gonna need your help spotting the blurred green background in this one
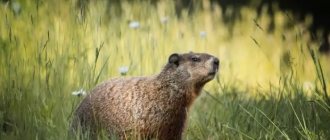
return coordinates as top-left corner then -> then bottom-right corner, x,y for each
0,0 -> 329,139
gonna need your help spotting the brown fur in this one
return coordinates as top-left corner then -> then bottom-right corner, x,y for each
71,52 -> 219,140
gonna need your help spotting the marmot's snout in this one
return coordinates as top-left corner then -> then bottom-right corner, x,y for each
209,57 -> 219,75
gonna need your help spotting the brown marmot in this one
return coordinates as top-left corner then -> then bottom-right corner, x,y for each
71,52 -> 219,140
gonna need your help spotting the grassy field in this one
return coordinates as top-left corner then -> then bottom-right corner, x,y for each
1,0 -> 330,139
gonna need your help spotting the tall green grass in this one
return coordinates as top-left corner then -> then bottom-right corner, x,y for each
0,0 -> 329,139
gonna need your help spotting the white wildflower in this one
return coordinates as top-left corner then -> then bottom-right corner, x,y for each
72,89 -> 87,97
303,81 -> 315,97
129,21 -> 140,29
199,31 -> 207,38
303,81 -> 314,91
119,66 -> 129,75
160,17 -> 169,24
11,1 -> 21,15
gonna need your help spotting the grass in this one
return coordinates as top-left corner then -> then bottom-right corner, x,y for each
0,0 -> 330,139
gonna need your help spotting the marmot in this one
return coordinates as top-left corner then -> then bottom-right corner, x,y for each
71,52 -> 219,140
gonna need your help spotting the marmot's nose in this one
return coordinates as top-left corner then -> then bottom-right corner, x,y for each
213,58 -> 219,67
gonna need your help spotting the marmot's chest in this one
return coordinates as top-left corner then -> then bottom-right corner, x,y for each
130,87 -> 187,120
131,94 -> 187,133
134,88 -> 187,113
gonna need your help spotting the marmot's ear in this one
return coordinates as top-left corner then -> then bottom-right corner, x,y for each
168,53 -> 180,66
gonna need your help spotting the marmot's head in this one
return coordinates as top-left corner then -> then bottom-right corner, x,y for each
167,52 -> 219,86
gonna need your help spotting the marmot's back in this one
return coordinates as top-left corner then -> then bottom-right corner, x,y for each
71,52 -> 219,140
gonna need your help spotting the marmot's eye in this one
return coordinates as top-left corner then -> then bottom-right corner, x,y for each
191,57 -> 201,62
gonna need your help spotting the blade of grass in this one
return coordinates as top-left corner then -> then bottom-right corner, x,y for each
255,107 -> 290,140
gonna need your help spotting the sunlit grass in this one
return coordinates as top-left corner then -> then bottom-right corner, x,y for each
0,0 -> 329,139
